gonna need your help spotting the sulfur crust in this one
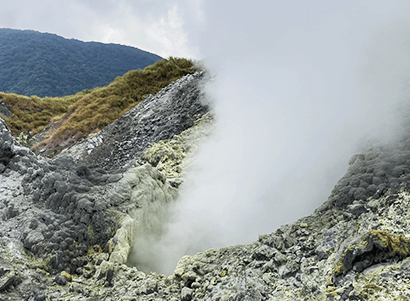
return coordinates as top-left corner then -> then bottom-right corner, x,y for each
140,112 -> 214,179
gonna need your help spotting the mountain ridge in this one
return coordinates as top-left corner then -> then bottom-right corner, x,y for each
0,28 -> 162,97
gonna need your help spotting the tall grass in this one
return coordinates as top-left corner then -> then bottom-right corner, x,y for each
1,57 -> 194,142
0,92 -> 86,135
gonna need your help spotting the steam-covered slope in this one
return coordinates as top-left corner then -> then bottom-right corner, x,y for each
0,28 -> 162,97
2,71 -> 410,300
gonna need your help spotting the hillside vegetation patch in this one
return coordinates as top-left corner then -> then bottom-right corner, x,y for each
1,57 -> 195,156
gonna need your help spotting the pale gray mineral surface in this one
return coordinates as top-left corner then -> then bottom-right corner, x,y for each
1,72 -> 410,300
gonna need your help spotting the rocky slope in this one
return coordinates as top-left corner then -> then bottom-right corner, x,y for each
1,72 -> 410,300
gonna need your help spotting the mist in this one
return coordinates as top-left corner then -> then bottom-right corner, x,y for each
130,1 -> 410,274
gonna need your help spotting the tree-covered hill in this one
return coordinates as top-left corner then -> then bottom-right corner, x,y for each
0,28 -> 162,97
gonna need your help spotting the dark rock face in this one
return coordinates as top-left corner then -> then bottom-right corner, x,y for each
0,119 -> 17,166
75,71 -> 209,171
54,274 -> 68,286
0,102 -> 11,118
0,118 -> 41,179
1,149 -> 117,275
0,269 -> 18,292
0,136 -> 122,274
327,138 -> 410,210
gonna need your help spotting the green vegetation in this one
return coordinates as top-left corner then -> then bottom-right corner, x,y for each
0,91 -> 86,134
55,57 -> 194,140
0,28 -> 162,97
1,57 -> 195,154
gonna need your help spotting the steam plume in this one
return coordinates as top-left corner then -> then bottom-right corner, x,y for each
131,1 -> 410,274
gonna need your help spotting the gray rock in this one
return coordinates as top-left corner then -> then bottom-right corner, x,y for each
54,274 -> 68,286
3,71 -> 410,300
140,278 -> 157,294
60,72 -> 210,172
0,102 -> 11,118
181,287 -> 193,301
0,270 -> 17,292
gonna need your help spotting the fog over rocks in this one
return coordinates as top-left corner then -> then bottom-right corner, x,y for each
2,72 -> 410,300
327,134 -> 410,210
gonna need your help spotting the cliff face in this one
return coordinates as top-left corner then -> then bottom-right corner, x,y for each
1,72 -> 410,300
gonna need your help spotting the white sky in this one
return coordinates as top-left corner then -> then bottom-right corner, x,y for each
0,0 -> 204,58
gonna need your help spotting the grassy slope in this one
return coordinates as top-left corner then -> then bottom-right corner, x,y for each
1,57 -> 195,154
0,92 -> 85,135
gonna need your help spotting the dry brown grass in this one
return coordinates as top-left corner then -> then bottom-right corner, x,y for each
2,57 -> 194,138
1,57 -> 195,157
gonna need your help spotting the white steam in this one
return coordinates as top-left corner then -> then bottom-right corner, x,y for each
131,1 -> 410,274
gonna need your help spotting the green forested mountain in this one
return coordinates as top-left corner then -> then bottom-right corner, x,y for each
0,28 -> 162,97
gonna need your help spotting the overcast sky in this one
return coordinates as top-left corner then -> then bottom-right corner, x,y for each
0,0 -> 204,58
